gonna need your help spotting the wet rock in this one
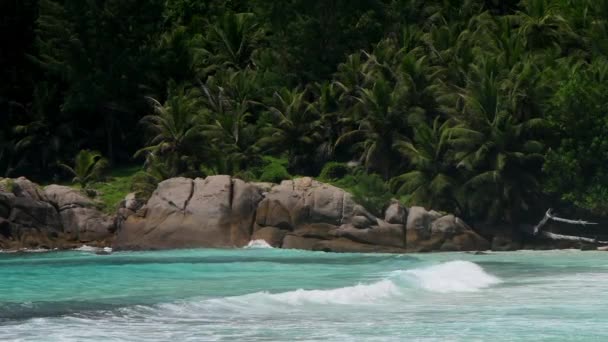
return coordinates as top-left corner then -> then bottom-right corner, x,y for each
251,226 -> 288,247
282,235 -> 322,250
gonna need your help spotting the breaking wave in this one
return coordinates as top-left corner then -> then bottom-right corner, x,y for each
244,239 -> 273,249
396,260 -> 502,293
73,245 -> 112,253
139,260 -> 502,317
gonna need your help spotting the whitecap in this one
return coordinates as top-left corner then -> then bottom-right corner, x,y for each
74,245 -> 100,252
245,239 -> 273,249
396,260 -> 501,293
257,279 -> 399,305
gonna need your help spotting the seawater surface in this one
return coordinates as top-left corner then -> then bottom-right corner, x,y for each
1,245 -> 607,341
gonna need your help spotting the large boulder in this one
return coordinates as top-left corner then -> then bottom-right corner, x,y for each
282,235 -> 323,250
333,222 -> 405,248
385,200 -> 407,224
406,206 -> 433,232
114,176 -> 263,249
0,189 -> 65,250
43,185 -> 114,242
4,194 -> 61,232
60,207 -> 115,242
405,206 -> 490,252
12,177 -> 48,202
255,177 -> 359,230
313,238 -> 408,253
431,215 -> 466,236
44,185 -> 95,210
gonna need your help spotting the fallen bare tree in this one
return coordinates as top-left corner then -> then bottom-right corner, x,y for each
533,209 -> 607,244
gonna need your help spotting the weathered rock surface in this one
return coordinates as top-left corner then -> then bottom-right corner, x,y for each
114,176 -> 263,250
0,179 -> 114,250
44,185 -> 115,243
251,226 -> 287,247
115,176 -> 489,253
6,176 -> 603,253
385,200 -> 407,224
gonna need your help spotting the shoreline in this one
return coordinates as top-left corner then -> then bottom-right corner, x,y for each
2,176 -> 607,253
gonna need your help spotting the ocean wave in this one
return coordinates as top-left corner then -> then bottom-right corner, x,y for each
244,239 -> 273,249
2,260 -> 501,324
395,260 -> 502,293
244,279 -> 399,305
0,248 -> 55,254
167,261 -> 501,312
73,245 -> 112,253
152,260 -> 502,316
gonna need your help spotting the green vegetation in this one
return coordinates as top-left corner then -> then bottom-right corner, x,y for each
257,157 -> 292,184
4,0 -> 608,223
59,150 -> 108,189
332,169 -> 393,217
88,166 -> 142,213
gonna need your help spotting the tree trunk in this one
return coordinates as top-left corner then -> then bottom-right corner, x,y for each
532,208 -> 605,244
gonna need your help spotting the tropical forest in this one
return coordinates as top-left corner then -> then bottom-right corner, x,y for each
3,0 -> 608,225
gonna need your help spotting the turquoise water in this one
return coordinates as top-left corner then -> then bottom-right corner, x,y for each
1,245 -> 607,341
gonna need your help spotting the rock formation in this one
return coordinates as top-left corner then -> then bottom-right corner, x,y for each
0,178 -> 114,250
114,176 -> 261,249
115,176 -> 490,252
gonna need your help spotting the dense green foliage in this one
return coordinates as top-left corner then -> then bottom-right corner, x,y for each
3,0 -> 608,222
59,150 -> 108,189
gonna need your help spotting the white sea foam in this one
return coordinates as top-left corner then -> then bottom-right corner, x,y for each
201,261 -> 500,311
22,248 -> 53,253
73,245 -> 112,253
398,260 -> 502,293
245,239 -> 273,249
74,245 -> 99,252
255,279 -> 399,305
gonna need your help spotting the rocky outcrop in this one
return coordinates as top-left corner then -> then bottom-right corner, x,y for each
4,175 -> 602,253
114,176 -> 262,249
115,176 -> 489,253
0,179 -> 114,250
44,185 -> 115,243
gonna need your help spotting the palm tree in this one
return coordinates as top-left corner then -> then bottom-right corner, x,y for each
335,76 -> 410,179
451,59 -> 547,222
199,78 -> 261,174
314,81 -> 344,165
136,87 -> 204,176
59,150 -> 108,189
200,12 -> 264,72
390,117 -> 461,213
513,0 -> 576,50
258,87 -> 322,174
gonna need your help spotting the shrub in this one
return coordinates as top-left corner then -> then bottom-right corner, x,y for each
258,156 -> 291,183
318,162 -> 349,181
0,178 -> 14,193
131,171 -> 160,202
59,150 -> 108,189
332,169 -> 392,216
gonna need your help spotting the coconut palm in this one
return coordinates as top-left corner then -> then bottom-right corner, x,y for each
59,150 -> 108,189
201,12 -> 264,71
513,0 -> 576,50
136,87 -> 204,176
335,76 -> 410,179
451,60 -> 547,222
391,117 -> 461,212
258,87 -> 322,174
199,80 -> 261,174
